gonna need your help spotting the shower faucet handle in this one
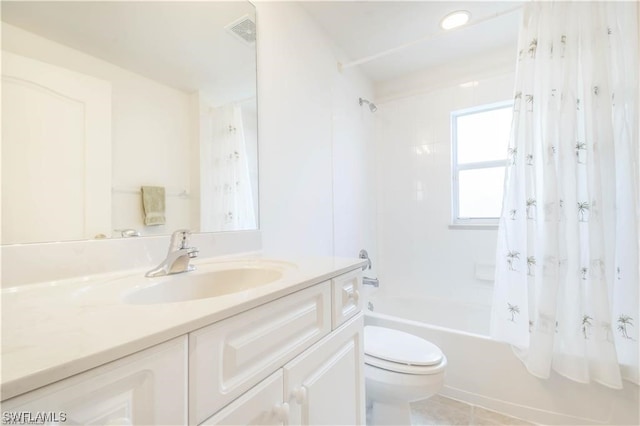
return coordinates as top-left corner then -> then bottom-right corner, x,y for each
359,249 -> 372,271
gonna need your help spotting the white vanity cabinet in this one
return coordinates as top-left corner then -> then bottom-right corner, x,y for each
190,275 -> 365,426
189,283 -> 332,423
1,336 -> 188,425
2,267 -> 365,426
201,314 -> 364,426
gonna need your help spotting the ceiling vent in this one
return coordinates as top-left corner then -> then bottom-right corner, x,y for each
225,15 -> 256,45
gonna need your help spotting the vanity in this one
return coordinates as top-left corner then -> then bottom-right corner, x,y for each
1,255 -> 366,425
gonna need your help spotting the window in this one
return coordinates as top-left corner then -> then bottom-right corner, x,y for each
451,101 -> 512,225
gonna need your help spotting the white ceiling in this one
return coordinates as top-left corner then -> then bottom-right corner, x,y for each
301,1 -> 523,83
1,1 -> 257,104
2,1 -> 521,96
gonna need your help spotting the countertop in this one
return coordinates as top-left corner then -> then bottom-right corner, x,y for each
1,254 -> 366,401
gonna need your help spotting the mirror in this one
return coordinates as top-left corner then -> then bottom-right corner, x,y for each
1,1 -> 258,245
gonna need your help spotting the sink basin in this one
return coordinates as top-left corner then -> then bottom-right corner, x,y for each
123,267 -> 284,304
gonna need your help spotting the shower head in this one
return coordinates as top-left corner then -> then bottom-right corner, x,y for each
359,97 -> 377,113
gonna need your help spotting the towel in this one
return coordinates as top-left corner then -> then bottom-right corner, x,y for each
141,186 -> 166,226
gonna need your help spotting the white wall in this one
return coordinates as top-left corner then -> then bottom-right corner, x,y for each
331,69 -> 378,265
256,2 -> 377,261
374,48 -> 515,306
2,23 -> 194,237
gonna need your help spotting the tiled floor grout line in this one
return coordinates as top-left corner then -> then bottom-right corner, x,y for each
409,394 -> 535,426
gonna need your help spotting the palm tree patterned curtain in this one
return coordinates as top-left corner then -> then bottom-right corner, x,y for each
490,1 -> 638,388
200,103 -> 256,232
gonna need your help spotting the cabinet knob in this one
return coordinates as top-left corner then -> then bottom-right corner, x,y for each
272,402 -> 290,422
291,385 -> 307,404
350,290 -> 360,303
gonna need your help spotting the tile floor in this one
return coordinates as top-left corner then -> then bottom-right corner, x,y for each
409,395 -> 535,426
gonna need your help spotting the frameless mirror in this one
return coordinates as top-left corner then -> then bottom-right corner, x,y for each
1,1 -> 258,245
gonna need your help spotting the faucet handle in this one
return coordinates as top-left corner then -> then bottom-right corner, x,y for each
359,249 -> 372,271
169,229 -> 192,251
116,228 -> 141,238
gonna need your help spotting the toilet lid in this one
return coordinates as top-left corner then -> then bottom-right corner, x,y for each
364,326 -> 443,366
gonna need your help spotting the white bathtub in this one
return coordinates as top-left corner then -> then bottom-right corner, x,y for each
364,292 -> 639,426
367,294 -> 491,336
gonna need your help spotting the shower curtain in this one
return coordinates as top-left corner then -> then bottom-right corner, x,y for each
200,103 -> 256,232
490,1 -> 639,388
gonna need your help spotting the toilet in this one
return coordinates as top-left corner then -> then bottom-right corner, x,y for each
364,326 -> 447,425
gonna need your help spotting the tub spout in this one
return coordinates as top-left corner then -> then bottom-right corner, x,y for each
363,277 -> 379,287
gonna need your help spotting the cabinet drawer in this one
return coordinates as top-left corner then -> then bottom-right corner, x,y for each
2,337 -> 188,425
189,282 -> 331,424
331,269 -> 362,329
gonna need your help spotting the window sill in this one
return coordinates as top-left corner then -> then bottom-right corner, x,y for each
448,223 -> 499,230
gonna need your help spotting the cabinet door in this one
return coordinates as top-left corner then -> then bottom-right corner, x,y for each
200,370 -> 288,426
2,337 -> 187,425
284,313 -> 365,426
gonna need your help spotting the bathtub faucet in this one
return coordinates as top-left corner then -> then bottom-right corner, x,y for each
359,249 -> 372,271
145,229 -> 199,277
363,277 -> 379,287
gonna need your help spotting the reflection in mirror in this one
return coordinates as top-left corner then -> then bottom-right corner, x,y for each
1,1 -> 258,245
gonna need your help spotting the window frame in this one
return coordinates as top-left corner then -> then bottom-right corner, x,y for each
450,100 -> 513,227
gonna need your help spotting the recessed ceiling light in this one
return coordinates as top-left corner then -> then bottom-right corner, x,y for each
440,10 -> 471,30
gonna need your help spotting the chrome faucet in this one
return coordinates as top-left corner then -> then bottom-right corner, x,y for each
145,230 -> 199,277
117,228 -> 141,238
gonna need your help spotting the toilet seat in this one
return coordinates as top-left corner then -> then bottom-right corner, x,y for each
364,326 -> 446,375
365,354 -> 446,375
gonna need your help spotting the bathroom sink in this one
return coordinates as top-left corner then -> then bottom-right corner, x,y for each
123,267 -> 284,304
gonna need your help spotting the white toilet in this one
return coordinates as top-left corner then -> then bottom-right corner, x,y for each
364,326 -> 447,425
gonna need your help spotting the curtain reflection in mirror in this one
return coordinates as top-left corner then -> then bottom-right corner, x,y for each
201,103 -> 256,232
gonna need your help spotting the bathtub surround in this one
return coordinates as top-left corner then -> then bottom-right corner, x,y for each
491,1 -> 639,388
374,48 -> 515,307
375,46 -> 517,104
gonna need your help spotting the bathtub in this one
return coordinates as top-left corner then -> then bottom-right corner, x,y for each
364,291 -> 639,426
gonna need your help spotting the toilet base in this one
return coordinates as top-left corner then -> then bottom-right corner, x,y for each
368,399 -> 412,426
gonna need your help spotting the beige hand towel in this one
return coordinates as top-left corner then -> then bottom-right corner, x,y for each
141,186 -> 166,226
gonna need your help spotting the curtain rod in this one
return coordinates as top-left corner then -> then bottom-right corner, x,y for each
338,4 -> 523,71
